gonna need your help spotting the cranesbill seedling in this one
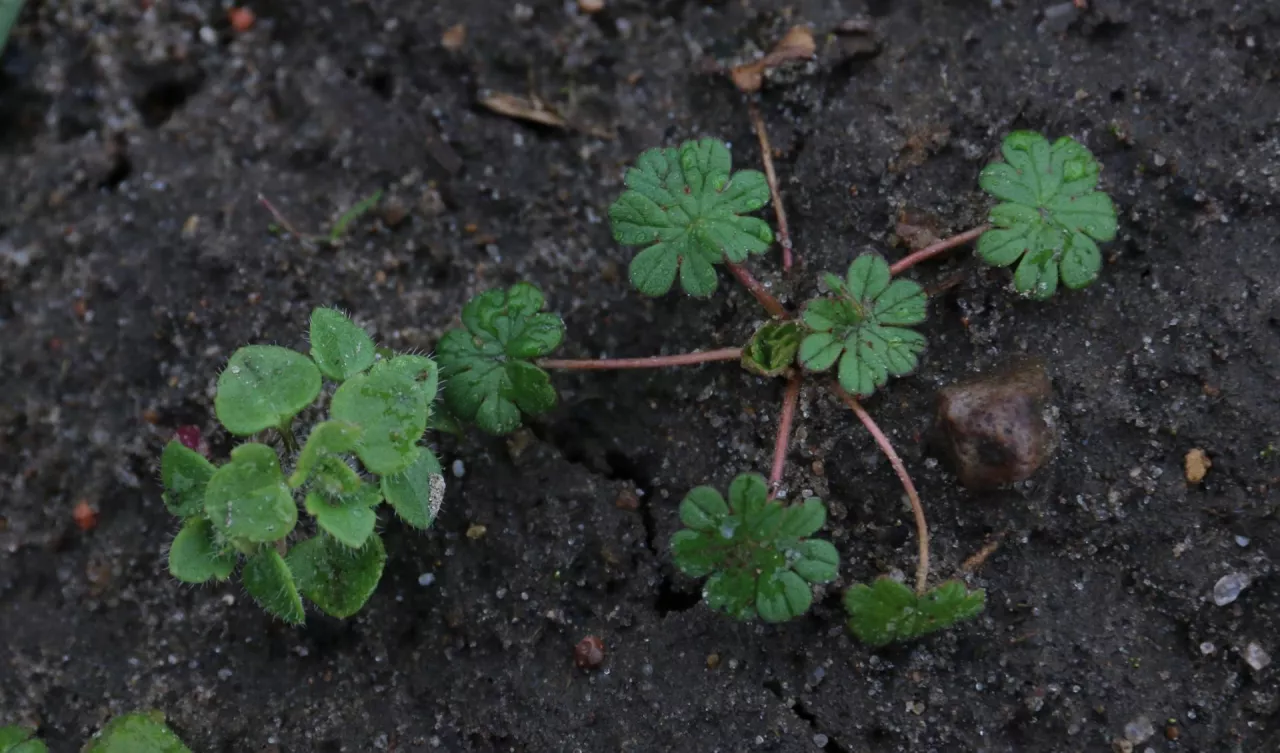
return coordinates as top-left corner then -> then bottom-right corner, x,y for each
161,308 -> 445,623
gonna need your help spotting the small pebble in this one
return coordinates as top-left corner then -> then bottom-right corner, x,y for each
1244,642 -> 1271,671
465,524 -> 486,540
1184,448 -> 1211,484
1123,716 -> 1155,743
578,0 -> 604,12
706,653 -> 721,669
417,572 -> 435,586
451,459 -> 465,478
812,733 -> 828,747
1212,572 -> 1250,606
1236,535 -> 1250,547
574,635 -> 605,669
73,501 -> 98,531
1199,641 -> 1216,655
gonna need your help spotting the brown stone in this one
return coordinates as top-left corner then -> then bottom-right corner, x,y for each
935,359 -> 1056,490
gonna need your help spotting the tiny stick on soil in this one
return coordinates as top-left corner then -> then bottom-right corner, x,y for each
538,348 -> 743,371
725,261 -> 788,319
258,194 -> 311,242
888,225 -> 991,277
747,102 -> 794,273
768,373 -> 802,498
834,385 -> 930,594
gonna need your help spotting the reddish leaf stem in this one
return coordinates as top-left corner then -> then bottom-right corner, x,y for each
258,194 -> 312,242
768,373 -> 802,498
747,102 -> 794,273
538,348 -> 743,371
725,262 -> 788,319
833,385 -> 930,595
888,225 -> 991,277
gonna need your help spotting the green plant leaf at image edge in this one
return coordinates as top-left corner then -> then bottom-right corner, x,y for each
309,308 -> 376,382
168,516 -> 237,584
80,710 -> 192,753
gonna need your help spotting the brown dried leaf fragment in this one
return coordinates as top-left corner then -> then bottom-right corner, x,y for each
730,26 -> 816,93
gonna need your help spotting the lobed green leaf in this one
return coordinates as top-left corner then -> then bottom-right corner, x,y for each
160,440 -> 215,519
80,711 -> 191,753
242,548 -> 304,624
215,345 -> 321,436
287,533 -> 386,618
204,443 -> 297,545
309,308 -> 376,382
844,578 -> 985,647
609,139 -> 774,298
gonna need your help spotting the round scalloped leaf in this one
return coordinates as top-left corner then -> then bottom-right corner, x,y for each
288,420 -> 362,488
670,529 -> 720,578
755,570 -> 812,623
160,440 -> 216,519
791,539 -> 839,583
287,533 -> 386,619
309,308 -> 376,382
304,489 -> 379,549
779,497 -> 826,538
215,345 -> 321,436
168,517 -> 237,584
1060,233 -> 1101,289
844,578 -> 917,647
80,711 -> 191,753
331,366 -> 429,475
679,486 -> 729,531
204,443 -> 297,544
703,569 -> 757,620
242,548 -> 304,624
379,445 -> 446,530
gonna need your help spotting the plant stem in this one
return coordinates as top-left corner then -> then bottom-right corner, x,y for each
833,385 -> 930,595
747,102 -> 794,273
768,373 -> 802,498
258,194 -> 313,243
278,418 -> 299,454
888,225 -> 991,277
538,348 -> 743,371
725,261 -> 788,319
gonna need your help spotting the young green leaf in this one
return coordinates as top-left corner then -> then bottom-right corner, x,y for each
436,283 -> 564,435
0,726 -> 46,753
204,443 -> 298,545
977,131 -> 1117,299
160,440 -> 216,518
330,362 -> 430,475
304,488 -> 379,549
288,420 -> 362,488
609,138 -> 774,297
741,320 -> 804,377
309,308 -> 376,382
80,711 -> 191,753
669,473 -> 839,623
242,548 -> 305,624
798,254 -> 928,398
215,345 -> 322,436
327,190 -> 383,243
381,354 -> 440,406
380,445 -> 446,529
168,517 -> 237,584
844,578 -> 985,647
287,533 -> 387,618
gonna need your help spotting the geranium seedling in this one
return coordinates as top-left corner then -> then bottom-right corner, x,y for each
609,139 -> 773,297
670,473 -> 838,622
976,131 -> 1118,298
158,308 -> 445,623
844,578 -> 985,647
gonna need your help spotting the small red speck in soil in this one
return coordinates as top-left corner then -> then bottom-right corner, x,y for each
73,501 -> 98,531
228,7 -> 255,32
176,425 -> 203,451
574,635 -> 605,669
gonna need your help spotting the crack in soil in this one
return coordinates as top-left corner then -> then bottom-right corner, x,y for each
763,678 -> 849,752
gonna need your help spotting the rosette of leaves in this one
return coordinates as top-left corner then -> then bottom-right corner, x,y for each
976,131 -> 1118,299
844,578 -> 985,647
159,308 -> 445,623
436,282 -> 565,435
608,138 -> 773,298
742,320 -> 804,378
798,254 -> 928,397
670,473 -> 839,622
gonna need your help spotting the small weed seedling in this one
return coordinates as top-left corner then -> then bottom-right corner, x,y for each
161,308 -> 444,623
434,130 -> 1117,646
2,711 -> 190,753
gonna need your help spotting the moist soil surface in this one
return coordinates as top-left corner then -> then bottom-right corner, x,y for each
3,1 -> 1279,751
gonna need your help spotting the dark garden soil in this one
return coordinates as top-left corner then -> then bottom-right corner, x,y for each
3,0 -> 1280,751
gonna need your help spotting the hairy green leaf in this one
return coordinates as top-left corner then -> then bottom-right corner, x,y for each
168,517 -> 237,584
381,354 -> 440,406
742,320 -> 803,377
215,345 -> 322,435
81,711 -> 191,753
160,440 -> 215,518
288,420 -> 362,488
798,254 -> 927,398
609,139 -> 774,297
309,308 -> 376,382
437,283 -> 564,435
977,131 -> 1117,298
844,578 -> 985,647
380,445 -> 446,530
304,488 -> 379,549
287,533 -> 387,618
331,362 -> 430,475
204,443 -> 297,545
1,726 -> 45,753
242,548 -> 304,624
669,473 -> 839,623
